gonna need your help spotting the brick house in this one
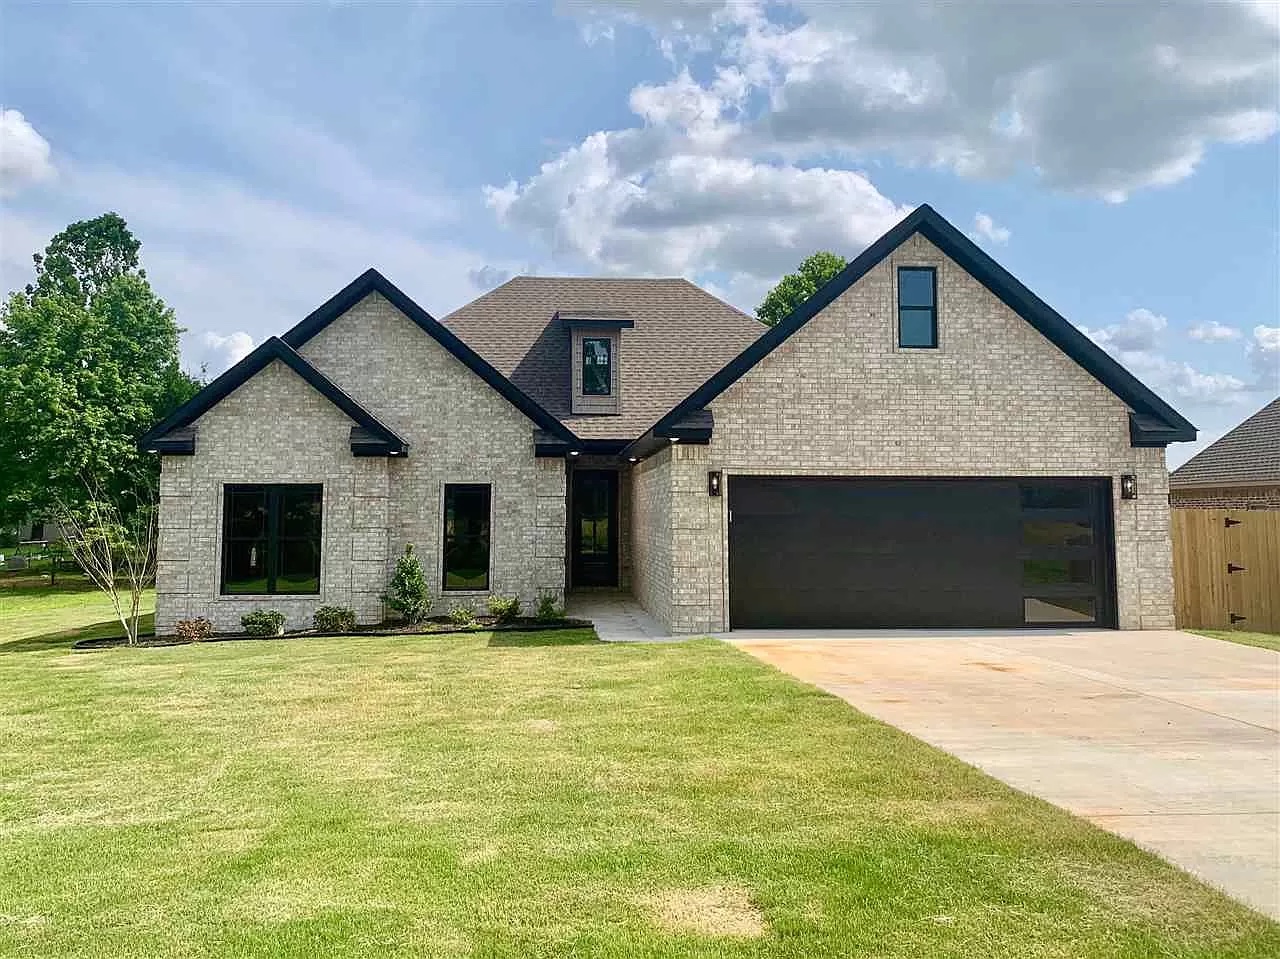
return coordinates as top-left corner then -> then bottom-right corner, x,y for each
142,205 -> 1195,634
1169,398 -> 1280,509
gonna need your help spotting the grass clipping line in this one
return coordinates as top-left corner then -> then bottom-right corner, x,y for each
642,885 -> 767,938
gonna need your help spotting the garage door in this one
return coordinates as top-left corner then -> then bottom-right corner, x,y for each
727,477 -> 1115,629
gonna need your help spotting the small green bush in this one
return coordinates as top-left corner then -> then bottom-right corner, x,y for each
535,591 -> 564,623
448,602 -> 478,627
487,594 -> 521,624
175,617 -> 213,642
384,544 -> 431,624
313,605 -> 356,633
241,609 -> 286,636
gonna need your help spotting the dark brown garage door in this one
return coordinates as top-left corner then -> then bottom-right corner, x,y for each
727,477 -> 1115,629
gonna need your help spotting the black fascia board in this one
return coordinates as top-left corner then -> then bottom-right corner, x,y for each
647,204 -> 1196,447
282,268 -> 576,443
139,337 -> 409,456
555,313 -> 636,330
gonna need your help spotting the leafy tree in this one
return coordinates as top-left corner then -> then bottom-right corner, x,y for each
755,251 -> 849,327
0,213 -> 200,526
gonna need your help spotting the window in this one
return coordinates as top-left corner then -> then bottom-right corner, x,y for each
221,484 -> 322,595
897,267 -> 937,348
582,337 -> 611,396
443,484 -> 491,590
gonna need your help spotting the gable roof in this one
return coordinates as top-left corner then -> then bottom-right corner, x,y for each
1170,397 -> 1280,488
440,276 -> 766,441
281,269 -> 574,442
140,337 -> 408,456
637,204 -> 1196,452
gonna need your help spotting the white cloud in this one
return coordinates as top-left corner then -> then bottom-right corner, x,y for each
1,163 -> 494,375
1248,324 -> 1280,387
0,109 -> 55,197
572,0 -> 1279,200
970,212 -> 1010,245
1081,308 -> 1168,354
1081,307 -> 1251,406
467,265 -> 516,290
1187,320 -> 1242,342
193,330 -> 255,374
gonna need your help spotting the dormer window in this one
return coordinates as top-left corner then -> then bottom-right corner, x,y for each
556,310 -> 634,415
583,337 -> 612,396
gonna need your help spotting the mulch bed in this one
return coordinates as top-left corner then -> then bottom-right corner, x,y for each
73,617 -> 595,651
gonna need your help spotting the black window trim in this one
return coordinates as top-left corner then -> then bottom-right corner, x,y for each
441,482 -> 493,592
220,483 -> 323,596
897,265 -> 938,349
582,335 -> 613,397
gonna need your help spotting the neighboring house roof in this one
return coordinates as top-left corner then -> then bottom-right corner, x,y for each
631,203 -> 1196,456
281,269 -> 575,442
440,276 -> 765,441
1170,397 -> 1280,488
140,337 -> 409,457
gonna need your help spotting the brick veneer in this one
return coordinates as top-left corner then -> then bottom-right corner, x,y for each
631,233 -> 1176,633
1170,486 -> 1280,509
156,292 -> 565,632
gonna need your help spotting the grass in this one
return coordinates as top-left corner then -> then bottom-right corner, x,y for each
0,626 -> 1275,957
1191,630 -> 1280,652
0,577 -> 155,651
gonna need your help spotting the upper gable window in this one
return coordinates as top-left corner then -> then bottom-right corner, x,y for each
582,337 -> 612,396
897,267 -> 937,349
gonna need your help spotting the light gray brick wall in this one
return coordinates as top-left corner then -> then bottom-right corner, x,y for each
156,360 -> 392,631
156,292 -> 565,633
637,233 -> 1176,632
630,448 -> 673,626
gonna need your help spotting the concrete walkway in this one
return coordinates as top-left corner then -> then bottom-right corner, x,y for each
732,629 -> 1280,917
565,591 -> 673,642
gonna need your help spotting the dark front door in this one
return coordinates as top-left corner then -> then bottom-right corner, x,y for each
571,469 -> 618,587
728,477 -> 1115,629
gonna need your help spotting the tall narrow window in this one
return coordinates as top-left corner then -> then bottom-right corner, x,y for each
897,267 -> 937,348
221,484 -> 322,594
443,484 -> 491,591
582,337 -> 611,395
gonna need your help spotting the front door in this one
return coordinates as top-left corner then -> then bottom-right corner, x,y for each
571,469 -> 618,587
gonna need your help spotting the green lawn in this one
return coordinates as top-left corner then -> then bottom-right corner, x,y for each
1192,630 -> 1280,652
0,623 -> 1275,956
0,577 -> 155,651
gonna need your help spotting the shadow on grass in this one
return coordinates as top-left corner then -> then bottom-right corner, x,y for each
0,614 -> 156,654
486,628 -> 602,648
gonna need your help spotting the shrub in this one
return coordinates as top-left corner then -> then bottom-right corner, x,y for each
241,609 -> 286,637
448,602 -> 478,627
487,594 -> 521,624
535,591 -> 564,623
384,544 -> 431,624
313,605 -> 356,633
175,617 -> 213,642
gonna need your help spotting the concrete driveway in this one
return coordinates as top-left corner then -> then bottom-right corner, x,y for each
731,629 -> 1280,917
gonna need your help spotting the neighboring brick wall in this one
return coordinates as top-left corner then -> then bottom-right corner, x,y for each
1171,485 -> 1280,509
157,292 -> 565,633
636,232 -> 1176,632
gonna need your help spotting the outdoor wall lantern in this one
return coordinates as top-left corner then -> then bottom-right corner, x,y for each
1120,474 -> 1137,500
708,471 -> 722,497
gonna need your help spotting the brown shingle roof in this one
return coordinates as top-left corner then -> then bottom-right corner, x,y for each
1170,396 -> 1280,488
440,276 -> 766,440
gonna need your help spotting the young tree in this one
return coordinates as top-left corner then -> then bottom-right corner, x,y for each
53,477 -> 158,646
755,251 -> 849,327
384,544 -> 431,624
0,213 -> 201,526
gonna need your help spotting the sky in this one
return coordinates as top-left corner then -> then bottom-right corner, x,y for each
1,0 -> 1277,468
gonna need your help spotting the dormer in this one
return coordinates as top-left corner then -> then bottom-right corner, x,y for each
556,310 -> 635,415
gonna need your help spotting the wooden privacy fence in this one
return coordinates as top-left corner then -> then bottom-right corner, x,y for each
1172,508 -> 1280,633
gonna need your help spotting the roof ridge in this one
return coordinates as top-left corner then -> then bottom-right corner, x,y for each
1171,395 -> 1280,478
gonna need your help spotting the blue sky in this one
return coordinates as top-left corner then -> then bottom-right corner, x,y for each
1,1 -> 1276,467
